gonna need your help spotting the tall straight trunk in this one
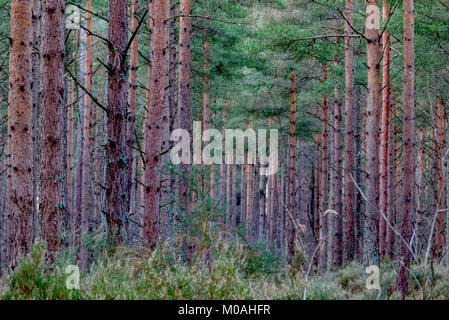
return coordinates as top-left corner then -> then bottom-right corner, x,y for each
259,167 -> 266,240
343,0 -> 355,262
267,120 -> 273,247
127,0 -> 139,242
7,0 -> 34,267
354,86 -> 364,260
226,154 -> 231,226
143,0 -> 170,246
287,71 -> 297,260
379,2 -> 391,260
166,0 -> 177,238
332,18 -> 343,266
312,132 -> 322,267
74,22 -> 86,251
279,156 -> 286,252
273,165 -> 280,249
394,136 -> 402,254
332,78 -> 343,267
241,164 -> 246,228
363,0 -> 381,268
80,0 -> 93,267
106,0 -> 129,244
67,80 -> 74,246
0,116 -> 4,272
299,145 -> 314,256
178,0 -> 192,219
252,163 -> 260,240
211,170 -> 216,205
222,114 -> 229,224
415,128 -> 425,255
433,99 -> 445,259
246,121 -> 254,241
313,133 -> 321,252
319,65 -> 329,273
210,112 -> 216,200
203,34 -> 211,196
168,0 -> 177,132
159,0 -> 173,242
138,63 -> 151,244
40,0 -> 66,260
231,161 -> 237,226
397,0 -> 415,298
93,66 -> 106,230
385,100 -> 396,259
32,0 -> 41,241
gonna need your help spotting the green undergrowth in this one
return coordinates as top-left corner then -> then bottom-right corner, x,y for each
1,240 -> 449,300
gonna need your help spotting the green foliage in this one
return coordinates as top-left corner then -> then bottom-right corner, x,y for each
3,241 -> 80,300
3,240 -> 449,300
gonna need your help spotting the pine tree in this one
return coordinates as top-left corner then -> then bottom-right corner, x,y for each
40,0 -> 66,261
7,0 -> 34,267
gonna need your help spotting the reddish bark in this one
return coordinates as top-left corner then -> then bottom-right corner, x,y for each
178,0 -> 193,218
106,0 -> 129,244
67,80 -> 74,246
80,0 -> 94,267
379,2 -> 391,260
7,0 -> 34,267
433,99 -> 445,260
332,19 -> 343,267
319,64 -> 329,273
343,0 -> 356,262
127,0 -> 139,241
40,0 -> 66,260
385,99 -> 396,260
332,79 -> 343,267
203,35 -> 211,195
287,71 -> 297,260
397,0 -> 415,298
363,0 -> 381,268
246,121 -> 254,240
143,0 -> 170,246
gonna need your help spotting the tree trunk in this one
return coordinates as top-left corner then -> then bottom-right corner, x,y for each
67,80 -> 74,248
385,99 -> 396,260
106,0 -> 129,244
80,0 -> 94,267
287,70 -> 297,260
143,0 -> 170,246
203,33 -> 211,197
332,78 -> 343,267
159,0 -> 173,242
40,0 -> 66,261
354,86 -> 364,260
256,169 -> 267,239
332,19 -> 343,266
379,2 -> 391,261
231,160 -> 237,227
7,0 -> 34,267
178,0 -> 193,222
74,20 -> 86,254
319,64 -> 329,273
342,0 -> 355,263
267,119 -> 273,247
246,121 -> 253,241
433,99 -> 445,260
397,0 -> 415,298
127,0 -> 139,244
313,132 -> 321,266
32,0 -> 42,241
363,0 -> 381,268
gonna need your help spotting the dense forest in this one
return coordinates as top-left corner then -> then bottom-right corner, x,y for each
0,0 -> 448,300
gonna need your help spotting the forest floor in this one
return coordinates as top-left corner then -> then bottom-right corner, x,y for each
1,239 -> 449,300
